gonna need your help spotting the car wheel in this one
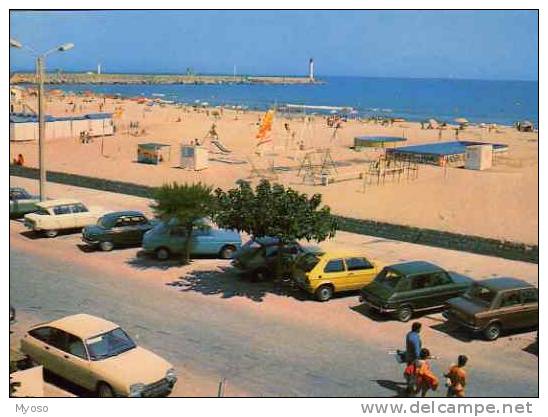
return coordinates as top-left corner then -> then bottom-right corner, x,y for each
99,241 -> 114,252
155,247 -> 171,261
219,245 -> 237,260
97,382 -> 115,398
315,285 -> 334,302
395,305 -> 413,322
483,322 -> 502,341
44,229 -> 58,238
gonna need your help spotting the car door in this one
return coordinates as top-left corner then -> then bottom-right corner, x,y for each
57,332 -> 93,390
109,216 -> 129,245
321,258 -> 349,291
71,203 -> 94,228
132,215 -> 151,244
496,290 -> 524,330
23,327 -> 55,366
168,226 -> 187,254
191,227 -> 214,254
52,204 -> 76,229
344,257 -> 378,290
519,288 -> 539,328
427,271 -> 458,306
409,273 -> 440,310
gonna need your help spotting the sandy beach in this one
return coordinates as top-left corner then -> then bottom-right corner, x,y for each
10,90 -> 538,244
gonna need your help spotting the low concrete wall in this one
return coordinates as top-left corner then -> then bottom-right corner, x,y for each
10,164 -> 538,263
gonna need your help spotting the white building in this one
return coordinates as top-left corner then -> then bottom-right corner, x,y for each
10,112 -> 114,142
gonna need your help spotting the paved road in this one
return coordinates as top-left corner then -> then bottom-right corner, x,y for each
10,246 -> 538,397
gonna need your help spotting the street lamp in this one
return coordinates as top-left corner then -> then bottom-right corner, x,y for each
10,38 -> 74,201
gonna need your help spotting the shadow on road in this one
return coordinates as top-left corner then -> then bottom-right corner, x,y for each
429,322 -> 474,343
372,379 -> 409,397
349,304 -> 392,322
126,251 -> 187,271
523,339 -> 538,356
167,268 -> 311,303
43,370 -> 93,397
76,243 -> 96,253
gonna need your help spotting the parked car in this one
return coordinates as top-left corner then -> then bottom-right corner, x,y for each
82,211 -> 157,251
231,236 -> 322,280
359,261 -> 472,322
293,250 -> 381,301
443,278 -> 538,341
142,219 -> 242,260
20,313 -> 177,397
24,199 -> 105,238
10,187 -> 40,217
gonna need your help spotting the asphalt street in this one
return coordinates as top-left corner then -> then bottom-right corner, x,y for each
10,246 -> 538,397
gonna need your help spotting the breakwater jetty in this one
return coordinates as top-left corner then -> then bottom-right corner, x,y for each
10,72 -> 321,85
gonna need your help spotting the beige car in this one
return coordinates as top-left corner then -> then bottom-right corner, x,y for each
24,199 -> 105,238
20,314 -> 177,397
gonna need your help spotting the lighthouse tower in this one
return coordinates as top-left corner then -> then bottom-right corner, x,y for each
97,63 -> 102,75
308,58 -> 314,82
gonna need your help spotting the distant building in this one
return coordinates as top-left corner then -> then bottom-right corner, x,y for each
309,58 -> 314,81
97,63 -> 102,75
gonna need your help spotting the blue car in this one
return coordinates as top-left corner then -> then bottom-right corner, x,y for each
142,220 -> 242,260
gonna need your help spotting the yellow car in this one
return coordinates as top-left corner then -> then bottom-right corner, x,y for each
20,314 -> 177,397
293,251 -> 381,301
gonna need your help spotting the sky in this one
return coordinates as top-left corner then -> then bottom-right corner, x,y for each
9,10 -> 538,81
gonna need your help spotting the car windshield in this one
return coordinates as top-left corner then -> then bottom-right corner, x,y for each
375,268 -> 402,289
85,328 -> 136,361
464,283 -> 497,305
97,216 -> 114,228
296,253 -> 320,272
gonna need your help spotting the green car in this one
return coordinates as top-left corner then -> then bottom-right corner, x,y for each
359,261 -> 472,322
9,187 -> 40,217
82,211 -> 157,251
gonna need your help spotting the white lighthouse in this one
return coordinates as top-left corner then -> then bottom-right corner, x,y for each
97,63 -> 102,75
309,58 -> 314,82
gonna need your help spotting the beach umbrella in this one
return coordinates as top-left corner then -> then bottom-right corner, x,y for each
454,117 -> 469,125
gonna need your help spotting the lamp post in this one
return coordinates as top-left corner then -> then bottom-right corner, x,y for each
10,39 -> 74,201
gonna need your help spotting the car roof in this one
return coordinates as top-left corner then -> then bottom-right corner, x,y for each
10,187 -> 27,192
101,210 -> 145,220
478,277 -> 535,291
44,313 -> 119,340
319,250 -> 369,259
387,261 -> 445,275
37,199 -> 83,208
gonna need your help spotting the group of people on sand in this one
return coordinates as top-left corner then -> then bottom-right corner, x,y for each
401,322 -> 468,397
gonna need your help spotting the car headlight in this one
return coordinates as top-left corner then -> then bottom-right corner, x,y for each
129,383 -> 145,397
166,368 -> 177,384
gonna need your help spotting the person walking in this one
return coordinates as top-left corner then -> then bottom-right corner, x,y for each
445,355 -> 468,397
403,322 -> 423,395
415,348 -> 439,397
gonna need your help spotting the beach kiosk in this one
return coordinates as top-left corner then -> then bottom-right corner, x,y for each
180,144 -> 208,170
137,143 -> 171,165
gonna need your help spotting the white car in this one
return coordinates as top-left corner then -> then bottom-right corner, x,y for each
20,314 -> 177,397
24,199 -> 106,238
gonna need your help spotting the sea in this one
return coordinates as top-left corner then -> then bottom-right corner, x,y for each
43,76 -> 538,127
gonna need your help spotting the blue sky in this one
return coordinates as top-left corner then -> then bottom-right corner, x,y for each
10,10 -> 538,81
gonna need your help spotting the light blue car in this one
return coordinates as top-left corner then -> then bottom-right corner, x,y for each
142,220 -> 242,261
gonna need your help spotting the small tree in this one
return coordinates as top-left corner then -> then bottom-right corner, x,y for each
151,182 -> 216,264
214,179 -> 337,278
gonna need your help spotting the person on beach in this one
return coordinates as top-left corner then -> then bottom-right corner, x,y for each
445,355 -> 468,397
